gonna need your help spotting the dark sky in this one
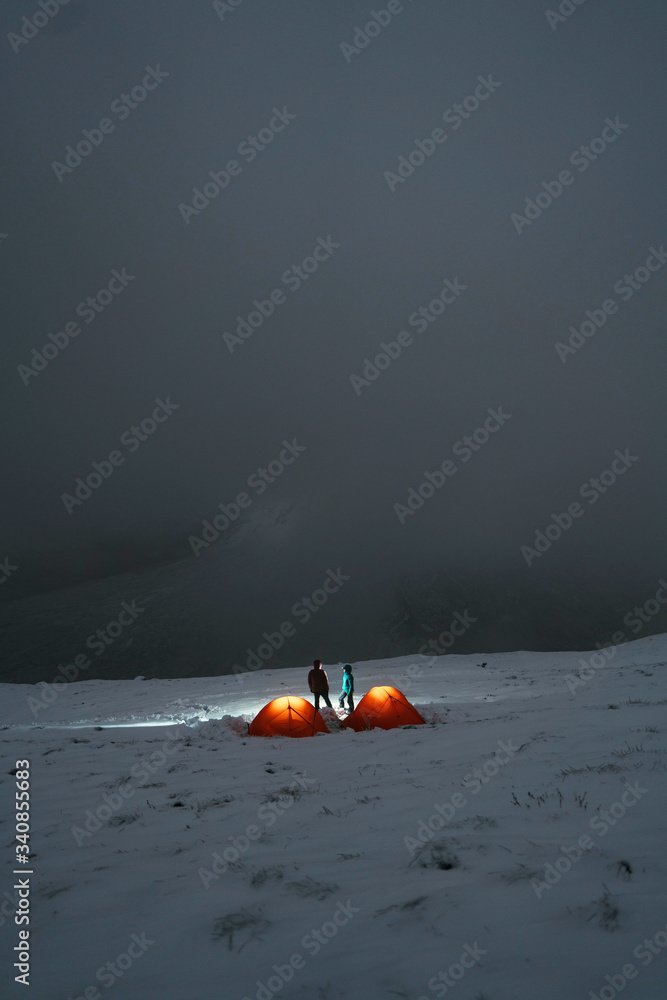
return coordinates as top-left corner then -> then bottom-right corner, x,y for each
2,0 -> 666,673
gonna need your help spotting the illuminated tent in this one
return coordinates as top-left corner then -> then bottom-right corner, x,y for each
248,696 -> 330,738
341,686 -> 425,732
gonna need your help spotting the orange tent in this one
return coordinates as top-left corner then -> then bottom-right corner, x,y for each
248,696 -> 330,738
341,686 -> 425,732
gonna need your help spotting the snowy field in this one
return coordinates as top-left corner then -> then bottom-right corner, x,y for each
1,636 -> 666,1000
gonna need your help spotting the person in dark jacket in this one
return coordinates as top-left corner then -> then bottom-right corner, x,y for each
338,664 -> 355,714
308,659 -> 332,711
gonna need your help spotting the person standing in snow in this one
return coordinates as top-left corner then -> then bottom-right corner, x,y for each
338,664 -> 355,714
308,659 -> 332,711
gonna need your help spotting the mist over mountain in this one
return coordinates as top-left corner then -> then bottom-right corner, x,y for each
1,0 -> 666,684
2,499 -> 664,685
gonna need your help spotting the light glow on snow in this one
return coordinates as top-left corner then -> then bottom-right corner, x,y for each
2,636 -> 666,999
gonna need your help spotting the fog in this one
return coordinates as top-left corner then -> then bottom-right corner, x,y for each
2,0 -> 666,680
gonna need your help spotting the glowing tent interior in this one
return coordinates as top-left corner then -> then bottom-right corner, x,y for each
341,686 -> 426,732
248,696 -> 331,738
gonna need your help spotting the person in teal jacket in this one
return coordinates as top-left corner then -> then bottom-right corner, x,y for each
338,664 -> 354,714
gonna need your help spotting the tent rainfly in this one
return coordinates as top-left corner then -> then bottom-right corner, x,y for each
248,696 -> 330,738
341,686 -> 425,732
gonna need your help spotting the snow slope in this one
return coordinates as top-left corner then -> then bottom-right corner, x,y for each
1,637 -> 666,999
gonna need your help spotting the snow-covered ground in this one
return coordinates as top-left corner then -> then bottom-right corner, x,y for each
1,637 -> 666,999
